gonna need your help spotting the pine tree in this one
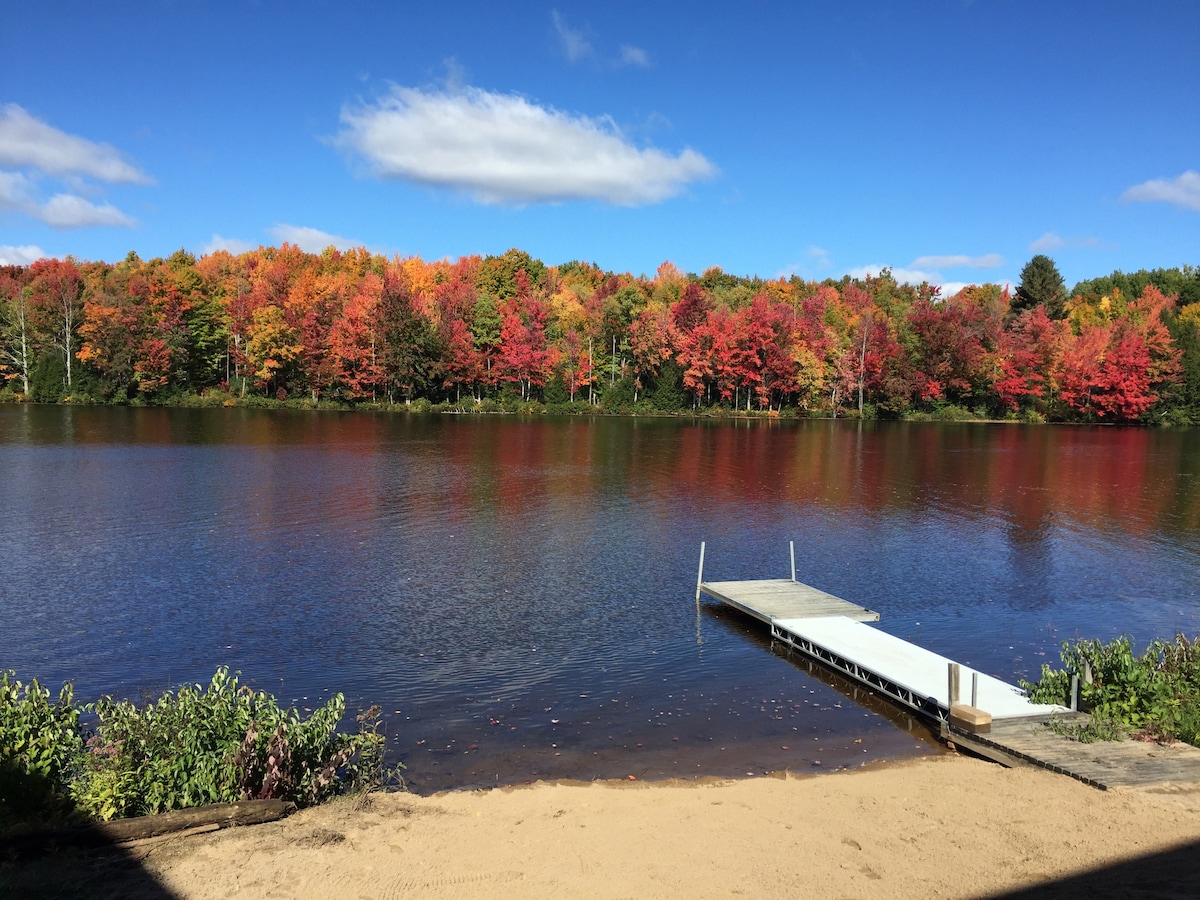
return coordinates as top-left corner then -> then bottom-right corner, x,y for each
1012,255 -> 1067,319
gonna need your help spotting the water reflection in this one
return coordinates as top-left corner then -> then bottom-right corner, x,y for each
1,406 -> 1198,792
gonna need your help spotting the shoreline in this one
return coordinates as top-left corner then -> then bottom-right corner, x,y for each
8,754 -> 1200,899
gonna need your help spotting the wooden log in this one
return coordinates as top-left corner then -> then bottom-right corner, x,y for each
0,798 -> 295,857
92,799 -> 295,842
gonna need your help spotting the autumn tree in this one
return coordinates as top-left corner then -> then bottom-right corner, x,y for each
329,271 -> 384,399
992,306 -> 1066,413
26,257 -> 84,393
245,305 -> 301,396
377,271 -> 443,402
628,305 -> 676,403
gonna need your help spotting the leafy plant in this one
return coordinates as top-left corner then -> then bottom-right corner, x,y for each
1022,634 -> 1200,746
0,672 -> 83,828
72,667 -> 381,820
2,666 -> 400,830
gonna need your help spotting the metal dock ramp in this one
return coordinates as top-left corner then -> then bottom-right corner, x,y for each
768,614 -> 1063,721
695,541 -> 1063,723
695,543 -> 1200,789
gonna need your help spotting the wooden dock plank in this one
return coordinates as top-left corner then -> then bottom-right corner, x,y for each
947,716 -> 1200,789
700,579 -> 880,623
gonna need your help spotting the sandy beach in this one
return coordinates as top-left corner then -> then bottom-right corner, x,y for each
8,753 -> 1200,899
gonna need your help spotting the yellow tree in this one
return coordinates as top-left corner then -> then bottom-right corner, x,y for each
245,305 -> 302,396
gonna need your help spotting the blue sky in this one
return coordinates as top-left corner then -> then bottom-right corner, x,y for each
3,1 -> 1198,294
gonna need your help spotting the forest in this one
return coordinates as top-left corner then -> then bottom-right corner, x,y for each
3,246 -> 1200,424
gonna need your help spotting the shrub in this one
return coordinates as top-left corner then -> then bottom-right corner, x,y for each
0,672 -> 83,828
72,667 -> 380,820
2,668 -> 394,829
1022,634 -> 1200,745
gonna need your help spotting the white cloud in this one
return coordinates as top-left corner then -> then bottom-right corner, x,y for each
0,244 -> 46,265
807,245 -> 832,269
202,234 -> 256,255
552,11 -> 592,63
619,45 -> 650,67
938,282 -> 972,298
1029,231 -> 1064,252
850,264 -> 941,285
336,85 -> 717,206
268,224 -> 359,253
551,12 -> 648,68
0,170 -> 35,209
37,193 -> 135,229
779,244 -> 834,278
0,106 -> 148,230
851,264 -> 989,298
1121,170 -> 1200,211
0,104 -> 152,184
1029,232 -> 1108,252
910,253 -> 1003,269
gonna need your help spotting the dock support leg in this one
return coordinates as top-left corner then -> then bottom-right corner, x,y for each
695,542 -> 706,602
789,541 -> 796,583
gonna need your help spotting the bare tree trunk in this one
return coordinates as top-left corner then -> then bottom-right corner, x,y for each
2,288 -> 33,394
857,317 -> 871,416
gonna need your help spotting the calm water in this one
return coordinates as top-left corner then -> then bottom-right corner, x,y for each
3,406 -> 1200,792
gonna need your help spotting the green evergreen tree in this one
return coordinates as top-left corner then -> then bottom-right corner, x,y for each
1012,255 -> 1067,319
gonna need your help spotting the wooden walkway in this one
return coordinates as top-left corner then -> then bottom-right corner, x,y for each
697,544 -> 1200,790
944,714 -> 1200,789
699,579 -> 880,624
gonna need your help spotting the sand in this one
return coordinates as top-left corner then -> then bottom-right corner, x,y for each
8,754 -> 1200,899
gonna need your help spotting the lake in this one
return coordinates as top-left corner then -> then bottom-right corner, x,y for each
3,406 -> 1199,792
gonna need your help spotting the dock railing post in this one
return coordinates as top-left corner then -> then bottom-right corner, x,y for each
695,542 -> 706,602
947,663 -> 960,713
971,672 -> 978,708
789,541 -> 796,582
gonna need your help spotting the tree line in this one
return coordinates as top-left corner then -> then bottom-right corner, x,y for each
3,245 -> 1200,423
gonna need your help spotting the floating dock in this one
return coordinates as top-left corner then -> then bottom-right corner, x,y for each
697,543 -> 1200,789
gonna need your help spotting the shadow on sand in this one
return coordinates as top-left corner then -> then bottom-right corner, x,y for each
982,837 -> 1200,899
0,767 -> 180,900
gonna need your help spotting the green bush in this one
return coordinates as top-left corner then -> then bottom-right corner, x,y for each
1022,634 -> 1200,745
73,667 -> 381,820
0,672 -> 83,828
1,668 -> 393,828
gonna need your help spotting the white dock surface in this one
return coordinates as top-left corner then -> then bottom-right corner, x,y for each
774,616 -> 1065,719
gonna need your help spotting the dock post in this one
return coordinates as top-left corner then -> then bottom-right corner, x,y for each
947,663 -> 960,710
1070,673 -> 1079,712
789,541 -> 796,582
971,672 -> 978,708
695,542 -> 706,602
